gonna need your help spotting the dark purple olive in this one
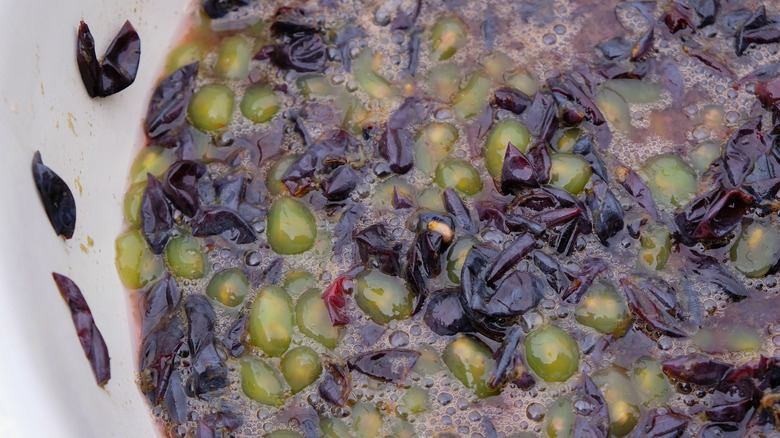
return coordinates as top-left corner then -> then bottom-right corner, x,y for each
76,20 -> 140,98
319,361 -> 351,406
620,278 -> 687,338
162,160 -> 205,218
145,62 -> 198,138
76,21 -> 101,98
548,73 -> 606,126
52,273 -> 111,386
32,151 -> 77,239
484,234 -> 535,284
201,0 -> 251,19
223,313 -> 247,357
526,139 -> 551,184
378,127 -> 415,174
493,87 -> 531,114
140,274 -> 181,339
722,117 -> 768,187
191,207 -> 257,244
185,295 -> 228,395
348,349 -> 420,383
586,180 -> 624,246
141,173 -> 173,254
489,326 -> 522,388
259,34 -> 326,73
356,225 -> 401,276
270,7 -> 319,35
393,186 -> 415,209
642,410 -> 690,438
424,289 -> 473,336
662,353 -> 732,386
554,219 -> 580,255
322,165 -> 358,201
443,189 -> 476,233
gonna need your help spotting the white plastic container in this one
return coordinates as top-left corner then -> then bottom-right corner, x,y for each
0,1 -> 191,436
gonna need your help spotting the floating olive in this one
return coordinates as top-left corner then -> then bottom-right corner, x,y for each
427,63 -> 460,101
592,366 -> 641,437
689,141 -> 721,174
575,280 -> 631,337
241,84 -> 280,123
280,346 -> 322,393
638,223 -> 672,271
434,158 -> 483,196
205,267 -> 248,307
165,41 -> 203,75
632,357 -> 671,406
296,73 -> 334,97
352,402 -> 383,438
639,154 -> 696,208
483,119 -> 530,179
188,84 -> 235,131
129,145 -> 176,184
115,229 -> 162,289
284,270 -> 317,298
554,128 -> 582,153
353,50 -> 397,99
266,155 -> 298,196
266,197 -> 317,255
417,187 -> 446,212
412,345 -> 444,376
296,288 -> 341,349
729,220 -> 780,278
165,233 -> 205,279
604,79 -> 662,104
241,357 -> 286,406
430,15 -> 468,61
320,417 -> 353,438
443,335 -> 499,398
215,35 -> 251,80
480,52 -> 512,80
249,286 -> 294,357
374,177 -> 417,211
414,122 -> 459,175
545,398 -> 574,438
398,386 -> 429,416
123,181 -> 146,228
452,71 -> 492,119
548,153 -> 592,195
524,325 -> 580,382
446,236 -> 478,283
504,67 -> 538,97
597,87 -> 632,132
354,269 -> 415,325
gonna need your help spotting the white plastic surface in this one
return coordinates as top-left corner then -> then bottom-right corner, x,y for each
0,1 -> 191,436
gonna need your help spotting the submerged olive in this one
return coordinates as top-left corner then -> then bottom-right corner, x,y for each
266,155 -> 298,196
603,79 -> 662,104
418,187 -> 446,212
545,398 -> 575,438
483,119 -> 530,179
592,366 -> 641,437
215,35 -> 251,80
575,280 -> 631,337
206,267 -> 248,307
374,177 -> 417,211
632,357 -> 671,406
188,84 -> 235,131
430,15 -> 468,61
428,63 -> 461,101
446,236 -> 478,283
129,146 -> 176,184
284,270 -> 317,297
729,220 -> 780,278
689,141 -> 720,173
296,288 -> 341,349
296,73 -> 334,97
443,335 -> 499,398
280,346 -> 322,393
165,233 -> 205,279
638,223 -> 672,271
355,269 -> 415,324
480,52 -> 512,80
434,158 -> 483,196
266,197 -> 317,255
398,386 -> 429,416
639,154 -> 696,208
353,50 -> 397,99
452,71 -> 492,119
115,229 -> 163,289
250,286 -> 294,357
241,84 -> 280,123
412,345 -> 444,376
165,41 -> 203,75
504,67 -> 538,97
352,402 -> 383,438
123,181 -> 146,228
320,417 -> 352,438
524,325 -> 580,382
548,153 -> 592,195
596,87 -> 632,132
241,357 -> 286,406
414,122 -> 459,175
554,128 -> 582,153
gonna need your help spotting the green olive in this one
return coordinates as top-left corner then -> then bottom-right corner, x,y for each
417,187 -> 446,212
241,357 -> 286,406
483,119 -> 531,179
215,35 -> 251,79
353,50 -> 397,99
387,420 -> 415,438
592,366 -> 641,437
639,154 -> 696,208
165,233 -> 206,279
320,416 -> 353,438
452,71 -> 493,119
340,95 -> 370,136
434,158 -> 483,196
545,398 -> 574,438
504,67 -> 538,97
730,221 -> 780,278
631,357 -> 671,407
427,63 -> 461,102
115,229 -> 163,289
296,288 -> 341,349
241,84 -> 280,123
249,286 -> 294,357
266,155 -> 298,196
554,128 -> 582,153
446,236 -> 478,283
430,15 -> 468,61
165,41 -> 203,75
352,402 -> 383,438
443,335 -> 500,398
412,345 -> 444,376
129,146 -> 176,184
373,177 -> 417,211
123,181 -> 146,228
296,73 -> 334,97
205,268 -> 248,307
188,84 -> 235,131
638,223 -> 672,271
726,327 -> 762,351
284,270 -> 317,298
280,346 -> 322,393
264,432 -> 303,438
548,153 -> 592,195
480,52 -> 512,80
574,280 -> 631,337
524,325 -> 580,383
266,197 -> 317,255
354,269 -> 415,325
689,141 -> 721,174
597,87 -> 632,132
414,122 -> 459,175
398,386 -> 429,417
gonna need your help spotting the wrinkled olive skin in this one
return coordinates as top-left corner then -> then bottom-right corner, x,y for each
548,153 -> 592,195
575,280 -> 631,337
296,288 -> 341,349
524,325 -> 580,382
730,220 -> 780,278
165,233 -> 205,280
443,335 -> 500,398
241,357 -> 287,407
355,269 -> 415,324
639,154 -> 696,208
280,346 -> 322,393
266,197 -> 317,255
249,286 -> 294,357
484,119 -> 530,179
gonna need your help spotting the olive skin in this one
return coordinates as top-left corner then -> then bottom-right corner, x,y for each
241,84 -> 280,123
429,15 -> 468,61
638,223 -> 672,271
548,153 -> 592,195
575,280 -> 631,337
205,268 -> 248,307
165,233 -> 205,280
452,71 -> 493,119
215,35 -> 251,80
434,158 -> 483,196
296,288 -> 341,349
